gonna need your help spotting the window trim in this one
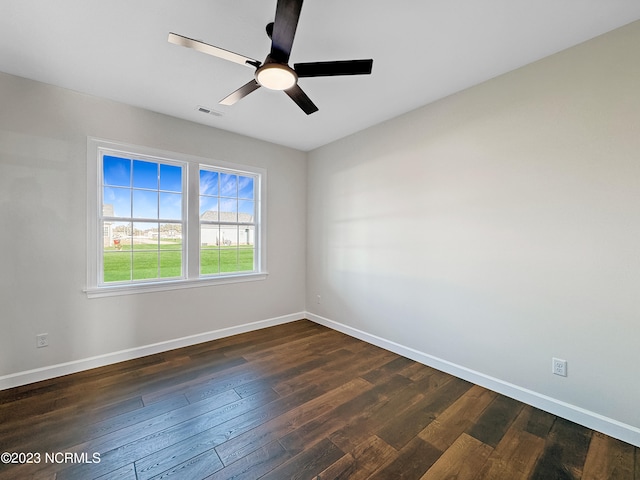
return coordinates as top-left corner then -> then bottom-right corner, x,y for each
86,138 -> 267,298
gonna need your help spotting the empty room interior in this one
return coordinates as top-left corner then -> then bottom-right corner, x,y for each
1,1 -> 640,479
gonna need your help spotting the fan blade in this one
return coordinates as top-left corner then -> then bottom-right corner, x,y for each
168,33 -> 260,68
219,80 -> 261,106
270,0 -> 303,63
295,59 -> 373,77
285,84 -> 318,115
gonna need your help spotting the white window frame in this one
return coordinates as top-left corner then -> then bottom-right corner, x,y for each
86,138 -> 267,298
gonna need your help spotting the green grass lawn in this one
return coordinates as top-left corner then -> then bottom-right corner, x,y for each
103,243 -> 254,282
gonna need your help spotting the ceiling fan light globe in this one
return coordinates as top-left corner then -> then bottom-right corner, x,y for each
256,64 -> 297,90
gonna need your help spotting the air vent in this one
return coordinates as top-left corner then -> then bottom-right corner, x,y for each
196,106 -> 223,117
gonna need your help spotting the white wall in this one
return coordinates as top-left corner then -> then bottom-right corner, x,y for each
307,21 -> 640,444
0,72 -> 307,380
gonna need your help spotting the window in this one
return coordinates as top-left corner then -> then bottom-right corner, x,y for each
86,139 -> 266,297
101,155 -> 185,283
199,168 -> 257,275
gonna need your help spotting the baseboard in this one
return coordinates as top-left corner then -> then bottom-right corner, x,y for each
306,312 -> 640,448
0,312 -> 304,391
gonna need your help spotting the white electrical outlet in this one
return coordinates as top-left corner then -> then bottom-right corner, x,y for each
36,333 -> 49,348
552,357 -> 567,377
317,295 -> 321,304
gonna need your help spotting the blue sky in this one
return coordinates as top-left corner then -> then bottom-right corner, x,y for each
199,169 -> 254,218
103,156 -> 255,220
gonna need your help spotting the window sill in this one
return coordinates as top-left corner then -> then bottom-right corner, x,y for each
85,272 -> 268,298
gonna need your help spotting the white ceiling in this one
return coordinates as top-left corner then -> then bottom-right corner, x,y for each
2,1 -> 640,151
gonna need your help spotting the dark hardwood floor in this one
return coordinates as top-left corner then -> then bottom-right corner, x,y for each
0,320 -> 637,479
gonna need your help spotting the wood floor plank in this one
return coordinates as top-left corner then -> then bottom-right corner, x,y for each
375,376 -> 472,449
259,438 -> 344,480
475,406 -> 546,480
206,440 -> 290,480
94,463 -> 138,480
237,328 -> 343,361
314,453 -> 356,480
582,432 -> 635,480
328,374 -> 436,453
344,435 -> 398,480
55,389 -> 276,480
367,437 -> 442,480
145,351 -> 306,405
0,320 -> 637,480
529,417 -> 593,480
189,320 -> 324,358
419,384 -> 496,451
0,394 -> 144,443
398,361 -> 442,382
133,429 -> 226,480
86,395 -> 189,442
272,346 -> 394,397
133,384 -> 322,480
140,330 -> 329,405
0,354 -> 164,406
230,356 -> 328,398
420,433 -> 493,480
122,385 -> 319,479
281,374 -> 412,456
13,394 -> 190,460
466,394 -> 524,448
523,406 -> 556,439
215,377 -> 371,466
359,355 -> 415,384
28,472 -> 57,480
310,348 -> 399,394
146,448 -> 223,480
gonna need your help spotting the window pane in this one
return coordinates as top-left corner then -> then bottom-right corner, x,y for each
160,223 -> 182,245
159,192 -> 182,220
201,224 -> 219,247
238,200 -> 254,219
219,198 -> 237,222
103,156 -> 130,187
159,223 -> 182,278
160,164 -> 182,192
133,160 -> 158,189
200,170 -> 218,195
103,187 -> 131,218
103,220 -> 133,283
132,221 -> 157,247
107,221 -> 132,251
200,248 -> 220,275
219,225 -> 238,246
104,252 -> 132,282
238,176 -> 254,199
160,251 -> 182,278
239,225 -> 255,246
133,252 -> 159,280
237,247 -> 254,272
220,246 -> 238,273
200,196 -> 219,218
133,190 -> 158,219
220,173 -> 237,197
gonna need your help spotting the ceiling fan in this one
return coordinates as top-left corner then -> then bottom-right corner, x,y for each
168,0 -> 373,115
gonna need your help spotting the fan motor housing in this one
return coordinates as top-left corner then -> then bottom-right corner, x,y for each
255,62 -> 298,90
